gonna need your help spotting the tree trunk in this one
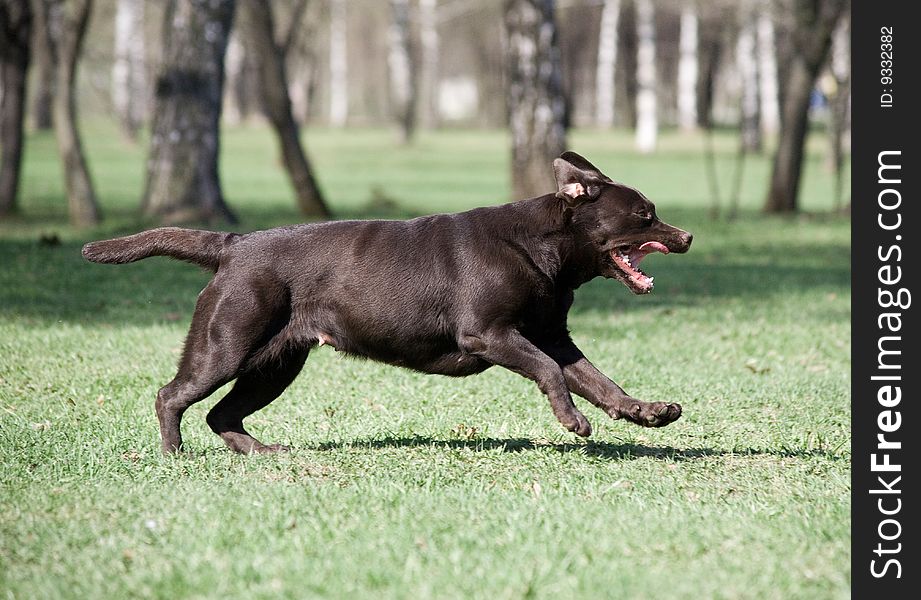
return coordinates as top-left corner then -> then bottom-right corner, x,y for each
763,64 -> 810,213
328,0 -> 347,127
223,30 -> 263,125
653,7 -> 679,128
287,0 -> 320,125
763,0 -> 845,213
278,0 -> 308,55
388,0 -> 416,143
504,0 -> 567,200
222,32 -> 246,124
29,0 -> 54,130
756,9 -> 779,136
736,19 -> 761,152
48,0 -> 99,226
616,0 -> 637,128
240,0 -> 329,218
0,0 -> 32,218
417,0 -> 439,128
594,0 -> 619,128
729,16 -> 756,221
143,0 -> 235,223
676,4 -> 697,131
827,14 -> 849,210
633,0 -> 656,153
773,8 -> 794,129
695,12 -> 722,129
112,0 -> 145,140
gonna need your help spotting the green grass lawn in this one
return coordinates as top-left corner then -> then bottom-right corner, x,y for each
0,124 -> 850,598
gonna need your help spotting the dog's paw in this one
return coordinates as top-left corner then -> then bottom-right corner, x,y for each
561,412 -> 593,437
621,401 -> 682,428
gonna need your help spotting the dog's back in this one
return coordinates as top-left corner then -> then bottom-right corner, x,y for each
83,198 -> 563,376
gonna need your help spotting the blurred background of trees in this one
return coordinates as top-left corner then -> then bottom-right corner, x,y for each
0,0 -> 849,225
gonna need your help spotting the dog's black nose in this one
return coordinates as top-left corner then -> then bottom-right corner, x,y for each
683,232 -> 693,247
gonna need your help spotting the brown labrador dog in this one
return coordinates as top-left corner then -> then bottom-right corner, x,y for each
83,152 -> 692,454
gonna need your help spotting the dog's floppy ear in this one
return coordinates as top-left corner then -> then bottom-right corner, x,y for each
553,151 -> 612,205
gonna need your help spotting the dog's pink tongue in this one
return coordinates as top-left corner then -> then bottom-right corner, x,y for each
639,241 -> 669,254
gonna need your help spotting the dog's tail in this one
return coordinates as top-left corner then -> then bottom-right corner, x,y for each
82,227 -> 235,272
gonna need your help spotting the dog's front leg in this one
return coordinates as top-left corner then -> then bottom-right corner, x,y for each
543,341 -> 682,428
460,329 -> 592,436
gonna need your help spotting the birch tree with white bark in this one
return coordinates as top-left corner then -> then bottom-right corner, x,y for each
634,0 -> 656,153
736,16 -> 760,152
417,0 -> 439,128
328,0 -> 347,127
756,7 -> 780,136
676,3 -> 698,131
388,0 -> 415,143
222,32 -> 246,124
594,0 -> 619,128
112,0 -> 145,140
726,11 -> 760,219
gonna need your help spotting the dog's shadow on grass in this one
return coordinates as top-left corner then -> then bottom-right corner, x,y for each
308,436 -> 845,462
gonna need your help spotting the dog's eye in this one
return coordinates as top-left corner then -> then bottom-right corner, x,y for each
634,211 -> 653,222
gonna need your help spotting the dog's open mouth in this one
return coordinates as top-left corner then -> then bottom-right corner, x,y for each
610,241 -> 669,294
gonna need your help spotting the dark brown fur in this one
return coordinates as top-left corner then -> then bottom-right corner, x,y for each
83,153 -> 692,454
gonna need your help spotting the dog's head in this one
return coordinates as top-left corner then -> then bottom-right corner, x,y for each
554,151 -> 692,294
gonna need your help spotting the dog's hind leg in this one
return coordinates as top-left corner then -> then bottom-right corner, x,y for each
155,276 -> 288,454
206,347 -> 309,454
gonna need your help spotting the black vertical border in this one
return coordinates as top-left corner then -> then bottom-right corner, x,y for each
852,2 -> 918,597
